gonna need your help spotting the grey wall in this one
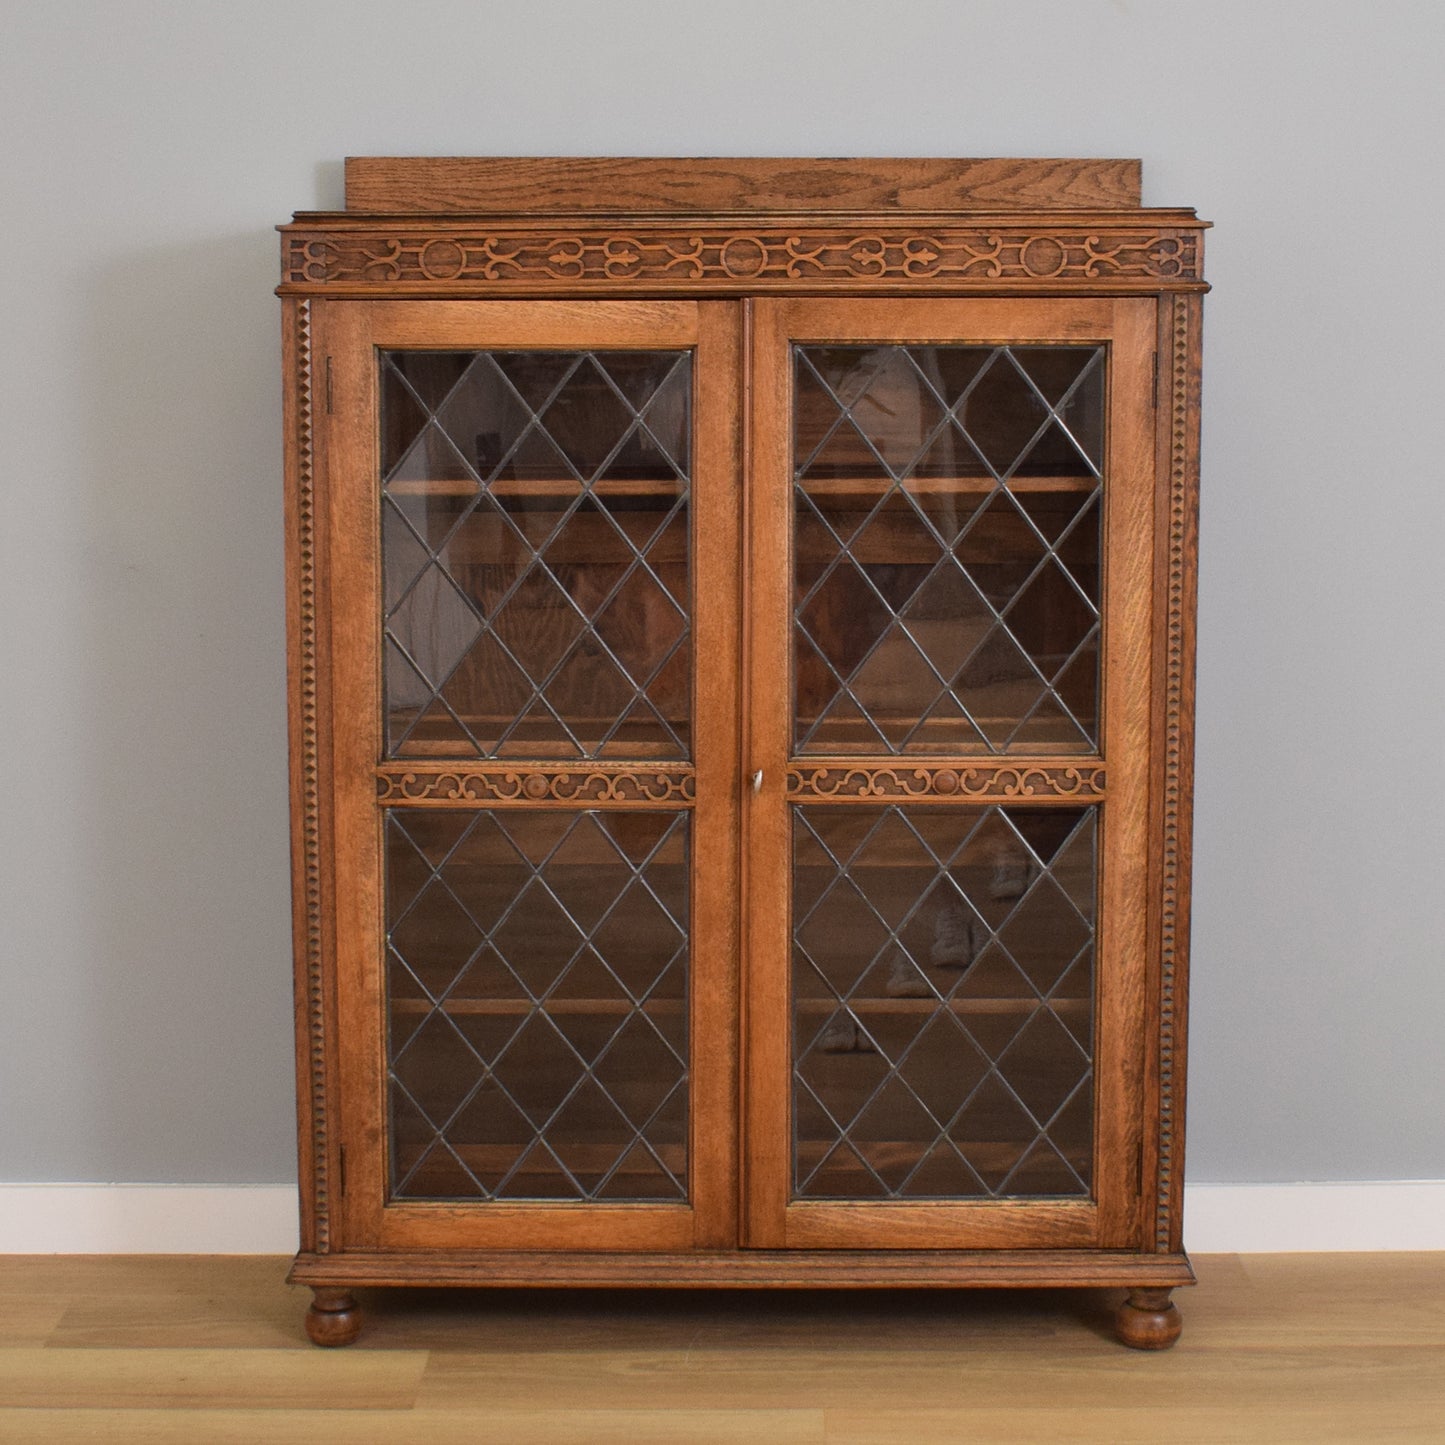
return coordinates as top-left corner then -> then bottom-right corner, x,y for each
2,1 -> 1442,1186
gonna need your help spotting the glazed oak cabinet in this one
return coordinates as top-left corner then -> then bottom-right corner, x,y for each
278,158 -> 1207,1348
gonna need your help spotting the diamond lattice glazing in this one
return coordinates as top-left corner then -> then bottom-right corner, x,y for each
386,808 -> 690,1202
794,345 -> 1104,755
792,804 -> 1095,1200
381,350 -> 692,759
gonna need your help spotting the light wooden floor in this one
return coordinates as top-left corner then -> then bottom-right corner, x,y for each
1,1254 -> 1442,1442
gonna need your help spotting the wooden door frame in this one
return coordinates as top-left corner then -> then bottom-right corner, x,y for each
315,297 -> 744,1253
741,296 -> 1159,1250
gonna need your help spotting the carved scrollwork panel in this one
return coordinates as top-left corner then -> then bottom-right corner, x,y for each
785,764 -> 1106,802
284,228 -> 1202,288
376,767 -> 696,806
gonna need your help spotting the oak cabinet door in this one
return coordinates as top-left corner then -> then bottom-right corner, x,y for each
318,300 -> 742,1251
742,298 -> 1159,1250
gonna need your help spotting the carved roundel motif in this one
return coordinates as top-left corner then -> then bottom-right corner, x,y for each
419,239 -> 466,279
720,235 -> 768,278
1020,236 -> 1067,278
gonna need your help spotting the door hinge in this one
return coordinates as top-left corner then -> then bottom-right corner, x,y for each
325,356 -> 334,414
338,1144 -> 347,1196
1135,1137 -> 1145,1196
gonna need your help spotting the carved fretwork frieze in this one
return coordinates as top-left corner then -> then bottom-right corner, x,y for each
283,227 -> 1202,289
786,764 -> 1106,803
376,766 -> 696,806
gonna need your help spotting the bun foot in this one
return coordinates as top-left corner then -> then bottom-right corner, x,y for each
305,1288 -> 363,1346
1115,1287 -> 1182,1350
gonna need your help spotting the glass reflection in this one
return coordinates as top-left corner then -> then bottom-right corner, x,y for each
387,808 -> 690,1202
792,804 -> 1095,1199
793,345 -> 1103,755
381,351 -> 692,759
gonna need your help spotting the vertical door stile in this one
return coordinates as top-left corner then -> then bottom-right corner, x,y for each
322,300 -> 388,1249
688,301 -> 745,1248
1093,297 -> 1160,1246
742,300 -> 795,1247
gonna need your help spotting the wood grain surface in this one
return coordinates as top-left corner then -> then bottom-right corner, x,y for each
2,1254 -> 1442,1442
343,157 -> 1143,215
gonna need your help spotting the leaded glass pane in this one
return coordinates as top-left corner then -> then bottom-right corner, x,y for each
794,345 -> 1103,755
386,808 -> 689,1202
382,350 -> 691,760
792,804 -> 1095,1200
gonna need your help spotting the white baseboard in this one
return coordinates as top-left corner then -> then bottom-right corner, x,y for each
1,1181 -> 1441,1254
0,1185 -> 299,1254
1181,1181 -> 1445,1252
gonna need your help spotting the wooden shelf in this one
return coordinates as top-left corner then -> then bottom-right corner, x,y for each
390,739 -> 689,760
798,474 -> 1097,497
796,996 -> 1089,1015
392,997 -> 684,1016
415,1142 -> 687,1174
389,996 -> 1085,1017
794,1140 -> 1089,1173
403,1139 -> 1081,1179
798,709 -> 1096,755
389,713 -> 1091,759
384,474 -> 1092,501
386,477 -> 684,499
